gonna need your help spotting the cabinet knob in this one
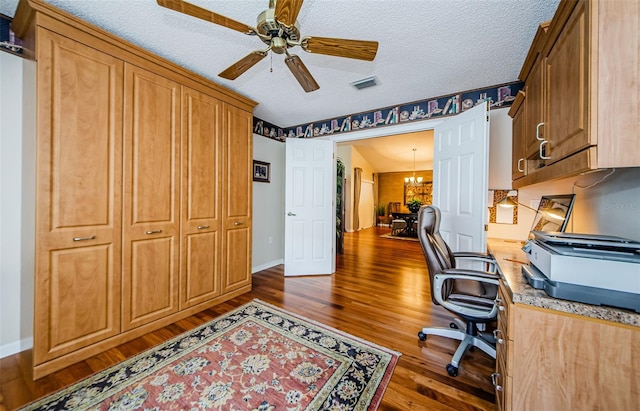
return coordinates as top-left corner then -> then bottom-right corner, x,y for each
73,235 -> 96,242
491,372 -> 503,391
493,329 -> 504,345
540,140 -> 551,160
536,122 -> 545,141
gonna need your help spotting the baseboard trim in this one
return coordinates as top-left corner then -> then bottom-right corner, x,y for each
252,259 -> 283,273
0,337 -> 33,359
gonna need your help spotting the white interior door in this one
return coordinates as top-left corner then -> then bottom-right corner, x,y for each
284,139 -> 335,276
433,103 -> 489,253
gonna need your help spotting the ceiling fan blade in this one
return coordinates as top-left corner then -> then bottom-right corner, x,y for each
285,54 -> 319,92
275,0 -> 305,27
303,37 -> 378,61
219,51 -> 267,80
157,0 -> 255,34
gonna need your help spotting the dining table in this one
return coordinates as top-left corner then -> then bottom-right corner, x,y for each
391,212 -> 419,237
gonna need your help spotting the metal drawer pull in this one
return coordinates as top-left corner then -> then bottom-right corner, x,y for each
491,372 -> 503,391
493,329 -> 504,345
197,225 -> 210,230
535,122 -> 544,141
145,229 -> 162,235
233,222 -> 244,226
540,140 -> 551,160
73,235 -> 96,242
517,158 -> 525,172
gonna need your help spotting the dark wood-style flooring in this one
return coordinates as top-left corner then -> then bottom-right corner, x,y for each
0,227 -> 496,410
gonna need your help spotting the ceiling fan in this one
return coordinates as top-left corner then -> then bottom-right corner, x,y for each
157,0 -> 379,92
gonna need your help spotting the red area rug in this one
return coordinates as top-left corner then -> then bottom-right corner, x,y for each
20,300 -> 400,410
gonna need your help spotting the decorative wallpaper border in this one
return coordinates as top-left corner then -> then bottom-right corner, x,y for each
252,81 -> 523,142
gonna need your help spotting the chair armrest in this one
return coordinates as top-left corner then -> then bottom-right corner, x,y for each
434,269 -> 500,319
439,268 -> 500,281
452,252 -> 497,273
453,251 -> 492,259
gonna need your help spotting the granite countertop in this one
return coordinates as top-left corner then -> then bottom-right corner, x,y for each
487,238 -> 640,328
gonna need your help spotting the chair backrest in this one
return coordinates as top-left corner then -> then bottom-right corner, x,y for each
388,202 -> 401,214
417,205 -> 454,305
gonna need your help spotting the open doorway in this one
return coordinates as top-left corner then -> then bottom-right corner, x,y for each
335,129 -> 434,234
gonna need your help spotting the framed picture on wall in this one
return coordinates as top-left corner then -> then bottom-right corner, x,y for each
253,160 -> 270,183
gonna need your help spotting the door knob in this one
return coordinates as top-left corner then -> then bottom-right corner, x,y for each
287,212 -> 296,216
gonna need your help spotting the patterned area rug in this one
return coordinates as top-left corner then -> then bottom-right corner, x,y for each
20,300 -> 400,411
379,234 -> 419,242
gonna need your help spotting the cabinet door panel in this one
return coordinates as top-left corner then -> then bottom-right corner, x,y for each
181,88 -> 222,308
223,227 -> 252,292
545,2 -> 589,164
224,105 -> 252,221
123,64 -> 180,330
126,237 -> 177,326
38,245 -> 119,361
34,29 -> 123,364
184,232 -> 219,306
524,57 -> 545,158
222,104 -> 252,293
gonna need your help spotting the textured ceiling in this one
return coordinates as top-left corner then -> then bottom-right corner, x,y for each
1,0 -> 560,129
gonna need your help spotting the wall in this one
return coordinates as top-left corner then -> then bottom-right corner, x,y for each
0,52 -> 35,358
251,134 -> 285,272
336,145 -> 377,232
488,109 -> 513,190
378,170 -> 433,215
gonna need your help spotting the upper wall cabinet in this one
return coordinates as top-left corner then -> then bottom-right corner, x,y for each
511,0 -> 640,188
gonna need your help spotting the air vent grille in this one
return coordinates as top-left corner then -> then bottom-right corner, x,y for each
351,76 -> 378,90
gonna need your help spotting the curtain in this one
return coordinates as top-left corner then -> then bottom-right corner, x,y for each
353,167 -> 362,230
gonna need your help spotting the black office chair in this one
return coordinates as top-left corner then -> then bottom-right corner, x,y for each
416,205 -> 500,377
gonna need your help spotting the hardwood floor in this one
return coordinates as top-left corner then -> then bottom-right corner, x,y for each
0,227 -> 496,410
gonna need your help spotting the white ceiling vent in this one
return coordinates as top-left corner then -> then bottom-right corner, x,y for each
351,76 -> 379,90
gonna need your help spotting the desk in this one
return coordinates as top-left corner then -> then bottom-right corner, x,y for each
488,239 -> 639,411
391,213 -> 418,237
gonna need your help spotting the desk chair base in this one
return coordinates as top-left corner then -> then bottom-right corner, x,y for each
418,321 -> 496,377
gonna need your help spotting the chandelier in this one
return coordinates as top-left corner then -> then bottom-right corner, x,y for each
404,148 -> 423,185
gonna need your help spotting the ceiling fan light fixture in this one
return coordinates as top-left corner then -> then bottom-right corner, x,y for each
351,76 -> 379,90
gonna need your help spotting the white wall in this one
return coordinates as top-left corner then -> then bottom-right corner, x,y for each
251,134 -> 286,272
0,52 -> 35,358
488,108 -> 513,190
336,145 -> 376,232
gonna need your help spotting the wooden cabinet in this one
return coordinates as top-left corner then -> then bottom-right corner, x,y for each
33,29 -> 123,364
494,281 -> 640,411
493,283 -> 513,411
15,0 -> 256,379
512,0 -> 640,188
221,104 -> 253,293
544,0 -> 590,164
180,87 -> 222,309
508,91 -> 526,180
122,64 -> 181,330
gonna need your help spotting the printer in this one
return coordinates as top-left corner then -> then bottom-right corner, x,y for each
521,231 -> 640,312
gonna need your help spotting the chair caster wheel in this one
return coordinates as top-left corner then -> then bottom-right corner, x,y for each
446,364 -> 458,377
418,331 -> 427,341
449,322 -> 458,329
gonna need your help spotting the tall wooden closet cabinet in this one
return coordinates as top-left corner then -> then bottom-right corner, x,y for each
12,0 -> 256,379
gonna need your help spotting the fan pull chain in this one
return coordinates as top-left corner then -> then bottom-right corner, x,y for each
270,52 -> 273,73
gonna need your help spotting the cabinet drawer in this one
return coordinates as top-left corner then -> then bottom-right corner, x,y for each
496,284 -> 511,337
